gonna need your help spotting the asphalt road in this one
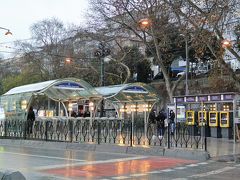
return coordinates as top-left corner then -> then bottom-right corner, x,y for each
0,144 -> 239,180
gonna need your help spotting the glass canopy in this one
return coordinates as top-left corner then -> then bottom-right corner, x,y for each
0,78 -> 101,121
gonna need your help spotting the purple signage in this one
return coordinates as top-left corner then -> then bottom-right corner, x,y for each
198,96 -> 208,102
210,95 -> 221,101
176,97 -> 184,103
223,94 -> 235,100
186,96 -> 195,102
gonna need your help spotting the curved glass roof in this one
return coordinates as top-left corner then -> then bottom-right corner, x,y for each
3,78 -> 101,101
95,82 -> 160,103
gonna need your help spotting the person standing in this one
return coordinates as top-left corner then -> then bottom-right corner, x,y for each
169,110 -> 175,135
156,109 -> 166,139
149,110 -> 157,136
27,106 -> 35,135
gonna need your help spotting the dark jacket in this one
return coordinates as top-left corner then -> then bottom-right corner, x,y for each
156,111 -> 166,128
27,109 -> 35,122
169,111 -> 175,123
149,111 -> 156,124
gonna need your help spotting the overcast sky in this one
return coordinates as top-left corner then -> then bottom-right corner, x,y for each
0,0 -> 89,58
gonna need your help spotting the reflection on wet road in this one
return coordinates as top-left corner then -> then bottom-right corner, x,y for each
0,145 -> 196,179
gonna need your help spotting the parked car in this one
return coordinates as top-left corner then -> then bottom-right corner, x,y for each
177,71 -> 196,78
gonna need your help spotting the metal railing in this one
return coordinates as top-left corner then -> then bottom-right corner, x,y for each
0,118 -> 207,150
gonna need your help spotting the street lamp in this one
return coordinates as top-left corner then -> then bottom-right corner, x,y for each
94,43 -> 111,117
0,27 -> 12,36
221,39 -> 231,48
94,43 -> 111,87
138,18 -> 152,29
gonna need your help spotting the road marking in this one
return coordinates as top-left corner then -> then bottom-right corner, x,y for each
0,151 -> 86,162
172,178 -> 188,180
148,170 -> 163,174
131,173 -> 147,177
161,168 -> 174,172
197,162 -> 208,165
174,166 -> 187,170
111,176 -> 129,179
235,164 -> 240,167
189,166 -> 236,178
34,156 -> 148,170
186,164 -> 198,167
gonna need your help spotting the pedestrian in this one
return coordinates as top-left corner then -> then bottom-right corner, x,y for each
156,109 -> 166,139
149,110 -> 157,136
83,107 -> 90,117
77,109 -> 84,117
71,110 -> 77,118
169,110 -> 175,135
27,106 -> 35,135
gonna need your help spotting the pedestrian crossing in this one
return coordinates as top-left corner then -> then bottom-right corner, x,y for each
99,160 -> 220,180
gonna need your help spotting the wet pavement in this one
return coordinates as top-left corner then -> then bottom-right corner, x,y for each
0,137 -> 240,179
0,145 -> 196,180
207,138 -> 240,157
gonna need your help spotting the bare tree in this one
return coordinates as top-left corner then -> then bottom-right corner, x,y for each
88,0 -> 240,101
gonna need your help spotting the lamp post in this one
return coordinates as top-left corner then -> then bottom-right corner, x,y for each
185,36 -> 189,95
95,43 -> 111,86
94,43 -> 111,117
0,27 -> 12,36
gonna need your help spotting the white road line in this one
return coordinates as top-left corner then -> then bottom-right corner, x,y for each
171,178 -> 188,180
197,162 -> 208,165
148,170 -> 163,174
34,156 -> 148,170
111,176 -> 129,179
0,151 -> 86,162
235,164 -> 240,167
189,166 -> 236,178
174,166 -> 187,170
186,164 -> 199,167
161,168 -> 174,172
130,173 -> 147,177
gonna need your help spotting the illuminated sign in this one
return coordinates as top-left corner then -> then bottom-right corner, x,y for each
223,94 -> 235,100
210,95 -> 221,101
54,82 -> 83,89
198,96 -> 208,102
186,96 -> 195,102
123,86 -> 147,93
176,97 -> 184,103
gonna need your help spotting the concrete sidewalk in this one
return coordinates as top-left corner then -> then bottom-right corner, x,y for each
0,137 -> 239,161
207,137 -> 240,157
206,137 -> 240,162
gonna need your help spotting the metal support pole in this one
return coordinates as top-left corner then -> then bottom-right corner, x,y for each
100,57 -> 105,118
167,108 -> 170,149
98,120 -> 101,144
185,37 -> 189,95
130,120 -> 133,147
